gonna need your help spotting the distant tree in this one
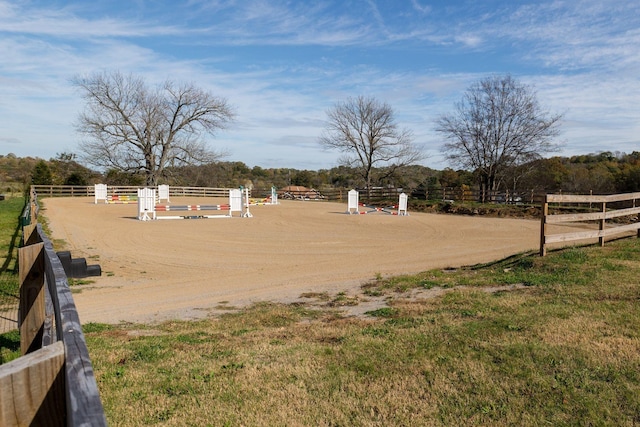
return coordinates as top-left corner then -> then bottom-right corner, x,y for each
64,172 -> 88,186
291,170 -> 314,187
72,71 -> 234,186
31,160 -> 53,185
104,169 -> 145,186
319,95 -> 423,200
48,152 -> 96,185
436,74 -> 562,202
439,168 -> 460,188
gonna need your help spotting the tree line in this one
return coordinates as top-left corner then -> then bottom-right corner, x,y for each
7,150 -> 640,200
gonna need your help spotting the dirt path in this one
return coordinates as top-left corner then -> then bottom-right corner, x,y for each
42,197 -> 544,325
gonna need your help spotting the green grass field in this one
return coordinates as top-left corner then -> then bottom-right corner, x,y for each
0,195 -> 26,363
83,239 -> 640,426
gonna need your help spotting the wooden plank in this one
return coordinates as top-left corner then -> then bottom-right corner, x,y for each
545,229 -> 603,244
599,202 -> 606,247
546,194 -> 609,203
602,192 -> 640,203
604,206 -> 640,219
18,243 -> 45,355
602,222 -> 640,236
545,206 -> 640,224
545,211 -> 604,223
38,226 -> 108,426
546,192 -> 640,204
0,341 -> 66,427
545,223 -> 640,244
22,223 -> 40,246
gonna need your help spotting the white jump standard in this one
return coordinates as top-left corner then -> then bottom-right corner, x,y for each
137,188 -> 251,220
345,189 -> 409,216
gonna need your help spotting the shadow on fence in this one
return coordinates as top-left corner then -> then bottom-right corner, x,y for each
0,188 -> 107,426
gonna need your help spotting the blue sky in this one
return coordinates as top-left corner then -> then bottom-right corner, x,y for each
1,0 -> 638,170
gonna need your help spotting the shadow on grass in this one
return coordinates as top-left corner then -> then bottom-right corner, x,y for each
0,207 -> 25,274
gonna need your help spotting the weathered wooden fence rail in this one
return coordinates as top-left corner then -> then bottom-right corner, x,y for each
540,192 -> 640,256
32,184 -> 546,205
31,184 -> 232,198
0,188 -> 107,426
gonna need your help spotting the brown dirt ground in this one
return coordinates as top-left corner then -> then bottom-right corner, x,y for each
42,197 -> 549,325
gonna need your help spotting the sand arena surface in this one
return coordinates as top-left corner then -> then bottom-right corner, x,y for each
43,197 -> 544,325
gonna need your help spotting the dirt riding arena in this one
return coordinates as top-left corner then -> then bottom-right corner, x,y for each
43,197 -> 545,325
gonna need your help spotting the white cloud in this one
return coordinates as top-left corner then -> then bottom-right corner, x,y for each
0,0 -> 638,168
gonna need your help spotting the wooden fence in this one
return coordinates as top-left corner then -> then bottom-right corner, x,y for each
30,184 -> 547,206
31,184 -> 232,198
0,188 -> 106,426
540,192 -> 640,256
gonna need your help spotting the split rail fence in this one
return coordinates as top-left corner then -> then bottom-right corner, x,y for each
540,192 -> 640,256
0,188 -> 106,426
31,184 -> 232,198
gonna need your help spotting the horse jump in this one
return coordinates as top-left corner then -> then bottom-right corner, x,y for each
138,188 -> 252,220
249,186 -> 279,205
346,189 -> 409,216
95,184 -> 170,204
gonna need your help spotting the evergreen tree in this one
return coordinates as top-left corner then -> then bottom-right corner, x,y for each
31,160 -> 53,185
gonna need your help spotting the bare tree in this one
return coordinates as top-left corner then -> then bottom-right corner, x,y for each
319,95 -> 423,200
72,71 -> 234,185
435,74 -> 562,202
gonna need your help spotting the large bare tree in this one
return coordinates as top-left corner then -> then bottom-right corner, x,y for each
435,74 -> 562,202
319,95 -> 423,199
73,71 -> 234,185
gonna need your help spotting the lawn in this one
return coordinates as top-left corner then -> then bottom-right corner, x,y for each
0,194 -> 26,363
83,239 -> 640,426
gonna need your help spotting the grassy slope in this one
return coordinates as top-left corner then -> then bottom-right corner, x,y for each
84,239 -> 640,426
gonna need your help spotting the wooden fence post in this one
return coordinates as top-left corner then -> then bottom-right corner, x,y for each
0,341 -> 66,427
540,195 -> 548,256
18,242 -> 46,355
599,202 -> 606,247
